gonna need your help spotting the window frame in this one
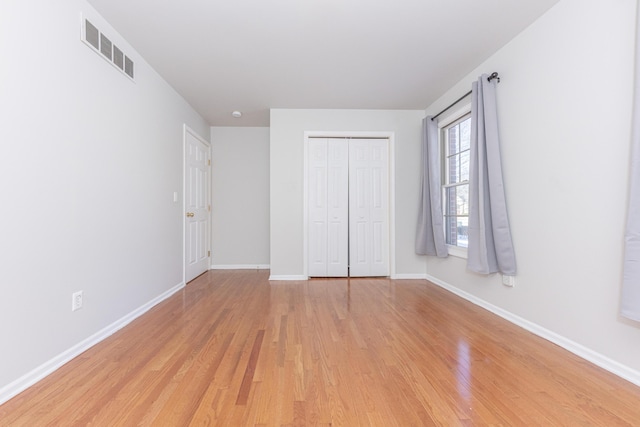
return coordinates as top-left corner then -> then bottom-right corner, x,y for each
438,103 -> 472,259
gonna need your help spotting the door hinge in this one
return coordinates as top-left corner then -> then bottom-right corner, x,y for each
208,250 -> 211,257
208,159 -> 211,166
208,205 -> 211,212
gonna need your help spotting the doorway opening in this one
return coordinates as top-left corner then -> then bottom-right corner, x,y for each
303,132 -> 396,278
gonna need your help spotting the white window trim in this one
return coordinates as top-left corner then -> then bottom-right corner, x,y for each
447,243 -> 468,259
438,103 -> 472,259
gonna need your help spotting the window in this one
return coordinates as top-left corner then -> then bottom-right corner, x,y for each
442,113 -> 471,251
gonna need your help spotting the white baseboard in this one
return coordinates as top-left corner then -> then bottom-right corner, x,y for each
391,273 -> 428,280
210,264 -> 270,270
269,274 -> 428,281
268,275 -> 308,281
425,274 -> 640,388
0,281 -> 185,406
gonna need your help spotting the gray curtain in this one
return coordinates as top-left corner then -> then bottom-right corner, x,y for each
467,74 -> 516,275
416,116 -> 448,257
621,3 -> 640,322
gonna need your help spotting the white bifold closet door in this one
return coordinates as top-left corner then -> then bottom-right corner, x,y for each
308,138 -> 389,277
349,139 -> 389,277
308,138 -> 349,277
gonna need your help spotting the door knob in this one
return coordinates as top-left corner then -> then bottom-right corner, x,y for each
186,212 -> 195,217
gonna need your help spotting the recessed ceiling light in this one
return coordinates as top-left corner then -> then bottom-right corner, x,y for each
231,111 -> 242,118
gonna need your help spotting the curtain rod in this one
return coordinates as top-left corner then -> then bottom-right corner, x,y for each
431,72 -> 500,121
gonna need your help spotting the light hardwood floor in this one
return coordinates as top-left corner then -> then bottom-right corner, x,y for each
2,270 -> 640,425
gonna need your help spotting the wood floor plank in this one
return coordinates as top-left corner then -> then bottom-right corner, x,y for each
236,329 -> 265,405
2,270 -> 640,425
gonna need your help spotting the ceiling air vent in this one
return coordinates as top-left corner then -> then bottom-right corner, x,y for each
124,56 -> 134,79
99,33 -> 112,60
113,45 -> 124,69
82,17 -> 134,80
85,20 -> 99,50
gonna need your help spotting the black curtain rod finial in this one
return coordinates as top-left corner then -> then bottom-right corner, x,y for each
488,72 -> 500,83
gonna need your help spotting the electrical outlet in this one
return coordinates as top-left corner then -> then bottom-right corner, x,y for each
502,274 -> 515,287
72,291 -> 83,311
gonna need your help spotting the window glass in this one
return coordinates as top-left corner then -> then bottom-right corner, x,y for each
443,114 -> 471,249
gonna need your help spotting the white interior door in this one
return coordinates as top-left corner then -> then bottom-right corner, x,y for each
185,128 -> 210,282
308,138 -> 349,277
307,137 -> 389,278
349,139 -> 389,277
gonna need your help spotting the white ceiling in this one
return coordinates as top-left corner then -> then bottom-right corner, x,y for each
86,0 -> 560,126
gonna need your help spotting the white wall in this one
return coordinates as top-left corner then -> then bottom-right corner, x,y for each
425,0 -> 640,381
0,0 -> 209,397
269,109 -> 426,278
210,127 -> 270,268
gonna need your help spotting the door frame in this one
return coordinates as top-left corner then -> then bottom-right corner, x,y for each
183,124 -> 212,285
303,131 -> 396,279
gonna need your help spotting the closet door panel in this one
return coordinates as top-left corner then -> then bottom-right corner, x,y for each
326,140 -> 349,277
369,140 -> 390,276
308,139 -> 328,276
308,138 -> 348,277
349,139 -> 389,277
